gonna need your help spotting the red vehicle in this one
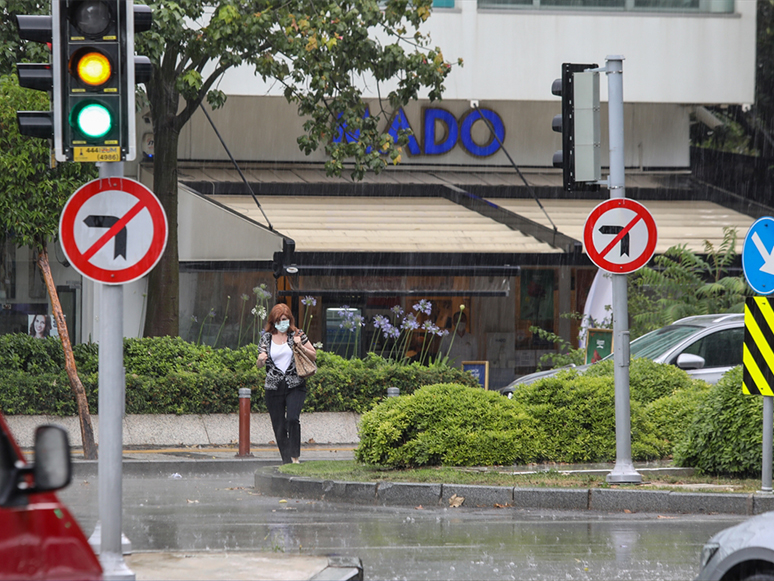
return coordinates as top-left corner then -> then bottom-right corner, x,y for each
0,413 -> 102,580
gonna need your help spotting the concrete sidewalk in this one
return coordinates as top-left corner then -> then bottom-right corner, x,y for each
126,553 -> 363,581
5,412 -> 361,448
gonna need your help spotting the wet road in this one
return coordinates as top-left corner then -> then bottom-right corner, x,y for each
59,472 -> 745,580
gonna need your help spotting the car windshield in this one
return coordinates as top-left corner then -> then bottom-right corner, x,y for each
598,324 -> 702,363
629,325 -> 702,360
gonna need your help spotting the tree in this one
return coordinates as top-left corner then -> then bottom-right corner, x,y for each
628,227 -> 752,339
137,0 -> 455,337
0,73 -> 99,458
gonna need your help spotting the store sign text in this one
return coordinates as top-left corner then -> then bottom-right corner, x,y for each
334,107 -> 505,158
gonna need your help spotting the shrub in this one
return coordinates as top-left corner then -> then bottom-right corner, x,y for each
583,357 -> 701,404
0,334 -> 479,416
673,367 -> 765,476
645,387 -> 711,454
511,370 -> 669,463
355,383 -> 538,468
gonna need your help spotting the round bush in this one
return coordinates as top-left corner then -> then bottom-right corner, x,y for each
355,383 -> 538,468
673,366 -> 765,476
645,386 -> 710,453
584,357 -> 702,404
511,369 -> 669,463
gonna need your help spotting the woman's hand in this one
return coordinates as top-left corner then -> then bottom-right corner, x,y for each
293,335 -> 303,345
257,352 -> 268,367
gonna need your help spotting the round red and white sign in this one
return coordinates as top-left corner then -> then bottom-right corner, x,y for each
59,177 -> 168,285
583,198 -> 657,274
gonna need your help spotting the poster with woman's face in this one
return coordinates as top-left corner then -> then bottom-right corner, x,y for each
28,314 -> 58,339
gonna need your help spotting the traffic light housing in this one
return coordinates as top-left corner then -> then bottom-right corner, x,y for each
15,14 -> 55,139
50,0 -> 152,163
552,63 -> 601,192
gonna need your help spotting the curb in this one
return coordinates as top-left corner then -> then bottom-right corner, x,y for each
254,466 -> 774,515
311,557 -> 363,581
73,458 -> 279,479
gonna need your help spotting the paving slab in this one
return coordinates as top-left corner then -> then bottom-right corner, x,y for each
376,482 -> 441,507
512,487 -> 589,511
590,488 -> 672,513
126,551 -> 329,581
441,484 -> 513,508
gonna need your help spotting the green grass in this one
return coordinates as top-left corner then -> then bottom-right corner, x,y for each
278,460 -> 764,493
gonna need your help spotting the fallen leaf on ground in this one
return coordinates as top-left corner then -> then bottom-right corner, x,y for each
449,494 -> 464,508
186,499 -> 199,504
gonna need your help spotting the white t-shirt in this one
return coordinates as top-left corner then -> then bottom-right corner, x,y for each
271,340 -> 293,374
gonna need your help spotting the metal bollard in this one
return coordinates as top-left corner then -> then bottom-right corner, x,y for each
387,387 -> 400,398
236,388 -> 254,458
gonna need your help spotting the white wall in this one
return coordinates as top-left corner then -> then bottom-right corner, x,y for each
214,0 -> 755,105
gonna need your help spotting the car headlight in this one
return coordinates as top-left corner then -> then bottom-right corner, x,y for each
700,542 -> 720,569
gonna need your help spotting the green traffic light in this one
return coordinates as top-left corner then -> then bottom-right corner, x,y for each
75,102 -> 112,139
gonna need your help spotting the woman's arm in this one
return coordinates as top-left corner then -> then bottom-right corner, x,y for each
294,331 -> 317,362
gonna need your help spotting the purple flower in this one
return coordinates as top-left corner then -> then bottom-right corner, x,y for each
301,296 -> 317,307
253,285 -> 272,301
337,305 -> 352,319
422,322 -> 439,334
381,322 -> 395,338
373,315 -> 388,329
401,314 -> 419,331
353,314 -> 365,327
387,326 -> 400,340
412,299 -> 432,316
390,305 -> 404,317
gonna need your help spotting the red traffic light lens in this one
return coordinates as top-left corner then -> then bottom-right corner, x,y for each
72,1 -> 111,37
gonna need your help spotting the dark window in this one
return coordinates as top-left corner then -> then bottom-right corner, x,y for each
679,328 -> 744,368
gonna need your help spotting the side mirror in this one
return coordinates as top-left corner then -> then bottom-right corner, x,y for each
676,353 -> 705,371
32,425 -> 72,492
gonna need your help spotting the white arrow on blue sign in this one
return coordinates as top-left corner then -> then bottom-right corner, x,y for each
743,217 -> 774,295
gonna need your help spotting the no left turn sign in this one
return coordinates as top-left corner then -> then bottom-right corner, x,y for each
583,198 -> 657,274
59,177 -> 168,285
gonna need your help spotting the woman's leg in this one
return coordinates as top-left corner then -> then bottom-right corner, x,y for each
265,386 -> 291,464
285,387 -> 307,461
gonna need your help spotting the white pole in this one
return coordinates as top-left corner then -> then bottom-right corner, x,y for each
604,55 -> 641,485
97,161 -> 135,580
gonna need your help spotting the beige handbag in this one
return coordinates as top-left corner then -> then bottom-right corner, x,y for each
293,342 -> 317,378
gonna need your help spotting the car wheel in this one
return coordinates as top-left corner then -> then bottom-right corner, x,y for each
742,572 -> 774,581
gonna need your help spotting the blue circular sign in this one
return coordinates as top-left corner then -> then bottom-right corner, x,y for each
742,217 -> 774,295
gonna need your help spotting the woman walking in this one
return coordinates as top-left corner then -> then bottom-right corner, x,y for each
256,303 -> 316,464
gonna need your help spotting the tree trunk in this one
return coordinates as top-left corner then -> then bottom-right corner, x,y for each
37,246 -> 98,459
143,87 -> 180,337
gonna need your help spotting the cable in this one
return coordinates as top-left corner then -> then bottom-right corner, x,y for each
473,104 -> 559,234
199,104 -> 274,231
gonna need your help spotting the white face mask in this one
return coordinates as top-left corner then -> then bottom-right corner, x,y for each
275,320 -> 290,333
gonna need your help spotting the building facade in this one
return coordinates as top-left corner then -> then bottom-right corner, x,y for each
0,0 -> 760,388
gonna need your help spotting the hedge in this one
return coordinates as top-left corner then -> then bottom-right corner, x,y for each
0,334 -> 479,415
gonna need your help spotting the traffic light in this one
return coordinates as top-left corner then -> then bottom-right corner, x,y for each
552,63 -> 601,192
51,0 -> 152,163
15,14 -> 55,139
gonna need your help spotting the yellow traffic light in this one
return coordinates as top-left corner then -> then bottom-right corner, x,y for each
74,50 -> 111,86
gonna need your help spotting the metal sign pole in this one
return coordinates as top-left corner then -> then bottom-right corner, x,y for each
97,161 -> 134,580
763,396 -> 773,493
604,55 -> 642,484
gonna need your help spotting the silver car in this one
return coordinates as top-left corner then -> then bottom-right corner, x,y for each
696,511 -> 774,580
500,313 -> 745,397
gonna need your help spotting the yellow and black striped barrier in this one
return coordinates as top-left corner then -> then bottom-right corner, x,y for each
743,296 -> 774,396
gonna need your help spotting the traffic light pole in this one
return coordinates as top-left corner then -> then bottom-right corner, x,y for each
96,161 -> 135,580
604,55 -> 642,484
